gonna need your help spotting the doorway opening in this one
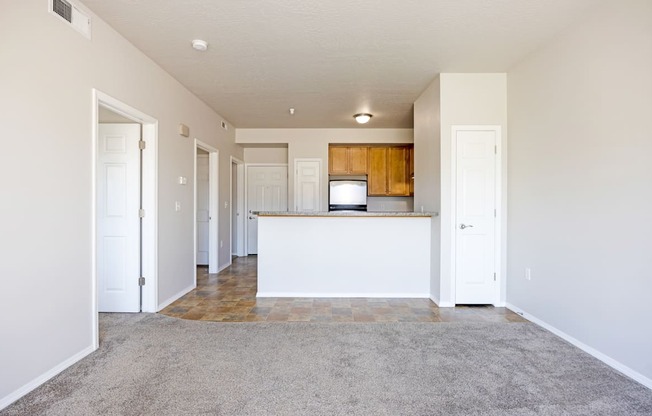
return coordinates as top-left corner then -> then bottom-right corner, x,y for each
231,157 -> 245,258
194,140 -> 218,276
245,164 -> 288,255
92,89 -> 158,348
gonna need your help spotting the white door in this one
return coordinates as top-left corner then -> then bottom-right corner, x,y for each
196,153 -> 209,265
247,166 -> 288,254
97,123 -> 141,312
294,159 -> 321,212
454,128 -> 497,304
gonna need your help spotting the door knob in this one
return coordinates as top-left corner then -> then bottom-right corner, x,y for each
248,216 -> 254,220
460,224 -> 474,229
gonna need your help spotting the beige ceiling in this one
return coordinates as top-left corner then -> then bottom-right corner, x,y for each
83,0 -> 601,128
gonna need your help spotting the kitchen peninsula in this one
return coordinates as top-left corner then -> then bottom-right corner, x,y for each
256,211 -> 435,298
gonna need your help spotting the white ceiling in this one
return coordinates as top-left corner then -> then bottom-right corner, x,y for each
82,0 -> 601,128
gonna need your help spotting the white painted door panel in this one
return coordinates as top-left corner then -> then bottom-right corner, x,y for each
455,129 -> 496,304
295,160 -> 321,212
247,166 -> 288,254
196,154 -> 209,265
97,123 -> 140,312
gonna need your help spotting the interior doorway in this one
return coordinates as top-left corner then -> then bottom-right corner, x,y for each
231,157 -> 245,258
246,165 -> 288,255
196,148 -> 210,266
92,89 -> 158,348
451,125 -> 502,305
194,140 -> 218,275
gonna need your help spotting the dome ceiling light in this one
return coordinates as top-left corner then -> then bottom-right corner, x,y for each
353,113 -> 372,124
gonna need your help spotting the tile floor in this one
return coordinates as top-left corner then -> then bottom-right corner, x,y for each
159,256 -> 527,323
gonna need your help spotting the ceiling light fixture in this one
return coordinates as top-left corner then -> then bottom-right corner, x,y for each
289,108 -> 295,115
353,113 -> 373,124
191,39 -> 208,51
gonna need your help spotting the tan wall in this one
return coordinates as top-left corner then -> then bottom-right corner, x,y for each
0,0 -> 242,403
507,0 -> 652,383
413,76 -> 441,302
244,147 -> 288,164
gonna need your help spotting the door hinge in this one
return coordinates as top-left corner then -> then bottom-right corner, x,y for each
494,145 -> 497,154
494,208 -> 496,218
139,208 -> 145,218
138,276 -> 146,286
493,272 -> 496,281
138,140 -> 146,150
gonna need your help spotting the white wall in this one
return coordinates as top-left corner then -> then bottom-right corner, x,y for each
0,0 -> 242,406
236,129 -> 413,210
439,73 -> 508,306
243,147 -> 288,164
507,0 -> 652,385
413,76 -> 442,303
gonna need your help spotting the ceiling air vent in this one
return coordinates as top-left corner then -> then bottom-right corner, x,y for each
53,0 -> 72,22
50,0 -> 91,39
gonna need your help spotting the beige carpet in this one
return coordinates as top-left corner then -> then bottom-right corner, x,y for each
2,313 -> 651,415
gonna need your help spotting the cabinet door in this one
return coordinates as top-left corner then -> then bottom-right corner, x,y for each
367,147 -> 388,196
329,147 -> 349,175
387,147 -> 409,196
409,146 -> 414,196
348,147 -> 368,174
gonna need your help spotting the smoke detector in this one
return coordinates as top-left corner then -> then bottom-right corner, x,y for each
191,39 -> 208,51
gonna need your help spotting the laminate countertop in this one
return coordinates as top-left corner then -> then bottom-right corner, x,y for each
255,211 -> 437,217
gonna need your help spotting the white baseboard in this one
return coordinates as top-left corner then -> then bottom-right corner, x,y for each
256,292 -> 431,298
429,294 -> 455,307
506,302 -> 652,390
0,345 -> 96,411
157,284 -> 195,311
217,262 -> 231,273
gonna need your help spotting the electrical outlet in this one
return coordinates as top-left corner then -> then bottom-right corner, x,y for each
175,201 -> 181,212
525,268 -> 531,280
220,240 -> 223,248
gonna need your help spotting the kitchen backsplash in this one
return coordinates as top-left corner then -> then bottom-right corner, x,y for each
367,197 -> 414,212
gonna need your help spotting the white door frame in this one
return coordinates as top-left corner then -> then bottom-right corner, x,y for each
194,139 -> 219,275
230,156 -> 246,257
450,125 -> 503,306
244,163 -> 288,256
293,158 -> 322,211
92,89 -> 159,349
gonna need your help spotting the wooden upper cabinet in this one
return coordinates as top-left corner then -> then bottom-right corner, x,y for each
348,147 -> 368,174
328,146 -> 368,175
367,145 -> 413,197
329,147 -> 349,175
367,147 -> 388,196
387,147 -> 409,196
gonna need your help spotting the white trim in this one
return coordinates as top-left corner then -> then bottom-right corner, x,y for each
157,284 -> 195,311
244,163 -> 289,255
229,156 -> 246,257
450,125 -> 503,306
218,262 -> 231,273
0,345 -> 95,411
194,140 -> 219,274
430,295 -> 455,308
92,89 -> 159,348
257,292 -> 431,298
293,158 -> 322,212
506,303 -> 652,390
